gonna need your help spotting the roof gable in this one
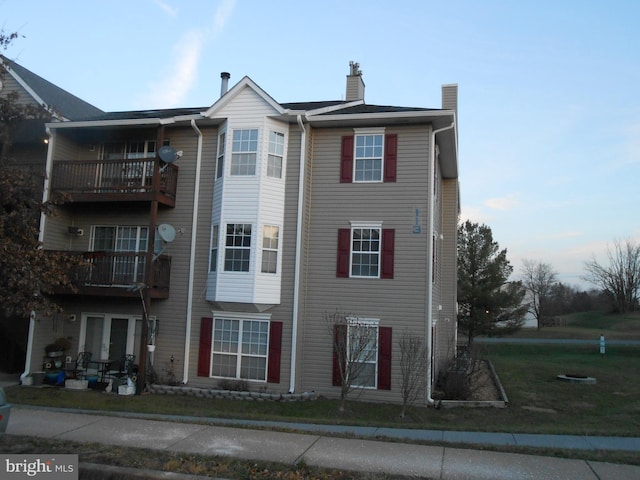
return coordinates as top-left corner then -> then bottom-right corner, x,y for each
1,56 -> 103,121
203,76 -> 284,118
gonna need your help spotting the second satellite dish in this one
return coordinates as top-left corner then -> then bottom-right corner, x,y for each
158,146 -> 183,164
157,224 -> 176,243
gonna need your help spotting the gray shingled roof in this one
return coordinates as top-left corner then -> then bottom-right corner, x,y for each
72,101 -> 439,123
82,107 -> 206,122
1,59 -> 441,123
2,56 -> 104,120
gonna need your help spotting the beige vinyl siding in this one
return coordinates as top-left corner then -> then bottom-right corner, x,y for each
149,126 -> 216,377
1,69 -> 39,107
300,125 -> 432,402
291,125 -> 313,389
434,178 -> 459,375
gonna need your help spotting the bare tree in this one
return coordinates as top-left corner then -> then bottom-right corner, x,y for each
584,239 -> 640,314
326,310 -> 378,413
520,259 -> 558,329
398,330 -> 426,418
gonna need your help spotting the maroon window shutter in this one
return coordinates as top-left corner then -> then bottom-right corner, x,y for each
197,317 -> 213,377
332,324 -> 347,386
336,229 -> 351,277
381,229 -> 395,279
340,136 -> 354,183
384,134 -> 397,182
377,327 -> 392,390
267,321 -> 283,383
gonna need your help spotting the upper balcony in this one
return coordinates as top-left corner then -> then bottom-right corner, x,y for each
50,159 -> 178,207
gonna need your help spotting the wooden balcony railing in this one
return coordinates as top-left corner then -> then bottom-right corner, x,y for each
50,159 -> 178,206
54,251 -> 171,299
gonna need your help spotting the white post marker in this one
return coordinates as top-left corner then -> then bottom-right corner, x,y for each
599,334 -> 605,355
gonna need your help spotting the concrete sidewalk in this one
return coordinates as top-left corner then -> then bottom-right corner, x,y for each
5,406 -> 640,480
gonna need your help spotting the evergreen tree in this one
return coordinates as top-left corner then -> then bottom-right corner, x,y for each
457,220 -> 527,344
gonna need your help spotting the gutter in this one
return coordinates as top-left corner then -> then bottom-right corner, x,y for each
426,121 -> 455,406
182,119 -> 204,384
289,114 -> 307,393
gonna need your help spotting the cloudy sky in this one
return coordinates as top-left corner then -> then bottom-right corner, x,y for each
3,0 -> 639,288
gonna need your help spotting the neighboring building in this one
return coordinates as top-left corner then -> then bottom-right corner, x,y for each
23,61 -> 459,404
0,56 -> 103,373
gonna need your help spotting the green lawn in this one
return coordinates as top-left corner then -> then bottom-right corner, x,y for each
6,315 -> 640,472
506,311 -> 640,340
6,344 -> 640,437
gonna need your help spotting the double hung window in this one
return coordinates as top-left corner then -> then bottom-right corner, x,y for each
332,320 -> 392,390
216,132 -> 226,179
267,131 -> 285,178
210,225 -> 219,272
211,317 -> 269,381
340,133 -> 397,183
348,320 -> 379,388
337,225 -> 394,279
261,226 -> 279,273
230,129 -> 258,175
224,224 -> 252,272
354,134 -> 383,182
351,227 -> 381,277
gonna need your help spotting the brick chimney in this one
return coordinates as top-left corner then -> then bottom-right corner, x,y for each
345,61 -> 365,102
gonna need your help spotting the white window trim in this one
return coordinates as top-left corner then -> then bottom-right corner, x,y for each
209,224 -> 219,272
260,224 -> 280,274
348,222 -> 383,279
266,130 -> 286,179
209,311 -> 272,382
223,223 -> 253,273
230,128 -> 259,176
346,317 -> 379,389
216,130 -> 226,179
353,128 -> 386,184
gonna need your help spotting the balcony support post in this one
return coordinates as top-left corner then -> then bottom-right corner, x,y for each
137,127 -> 164,393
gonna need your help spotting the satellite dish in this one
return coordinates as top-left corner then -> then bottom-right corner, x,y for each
158,145 -> 180,164
157,224 -> 176,243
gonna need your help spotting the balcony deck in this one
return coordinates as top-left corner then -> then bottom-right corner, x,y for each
54,251 -> 171,299
50,159 -> 177,207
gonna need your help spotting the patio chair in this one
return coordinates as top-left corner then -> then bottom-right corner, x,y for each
73,352 -> 92,379
117,354 -> 137,379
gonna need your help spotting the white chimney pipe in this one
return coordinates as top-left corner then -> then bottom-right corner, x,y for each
220,72 -> 230,97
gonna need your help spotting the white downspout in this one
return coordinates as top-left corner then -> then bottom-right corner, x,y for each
22,128 -> 55,382
20,311 -> 37,383
182,119 -> 203,384
289,114 -> 307,393
39,127 -> 54,243
426,121 -> 454,405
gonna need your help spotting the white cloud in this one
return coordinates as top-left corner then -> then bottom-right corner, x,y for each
484,193 -> 520,211
135,0 -> 236,109
459,205 -> 493,225
153,0 -> 178,16
212,0 -> 236,35
136,29 -> 205,108
540,231 -> 583,240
